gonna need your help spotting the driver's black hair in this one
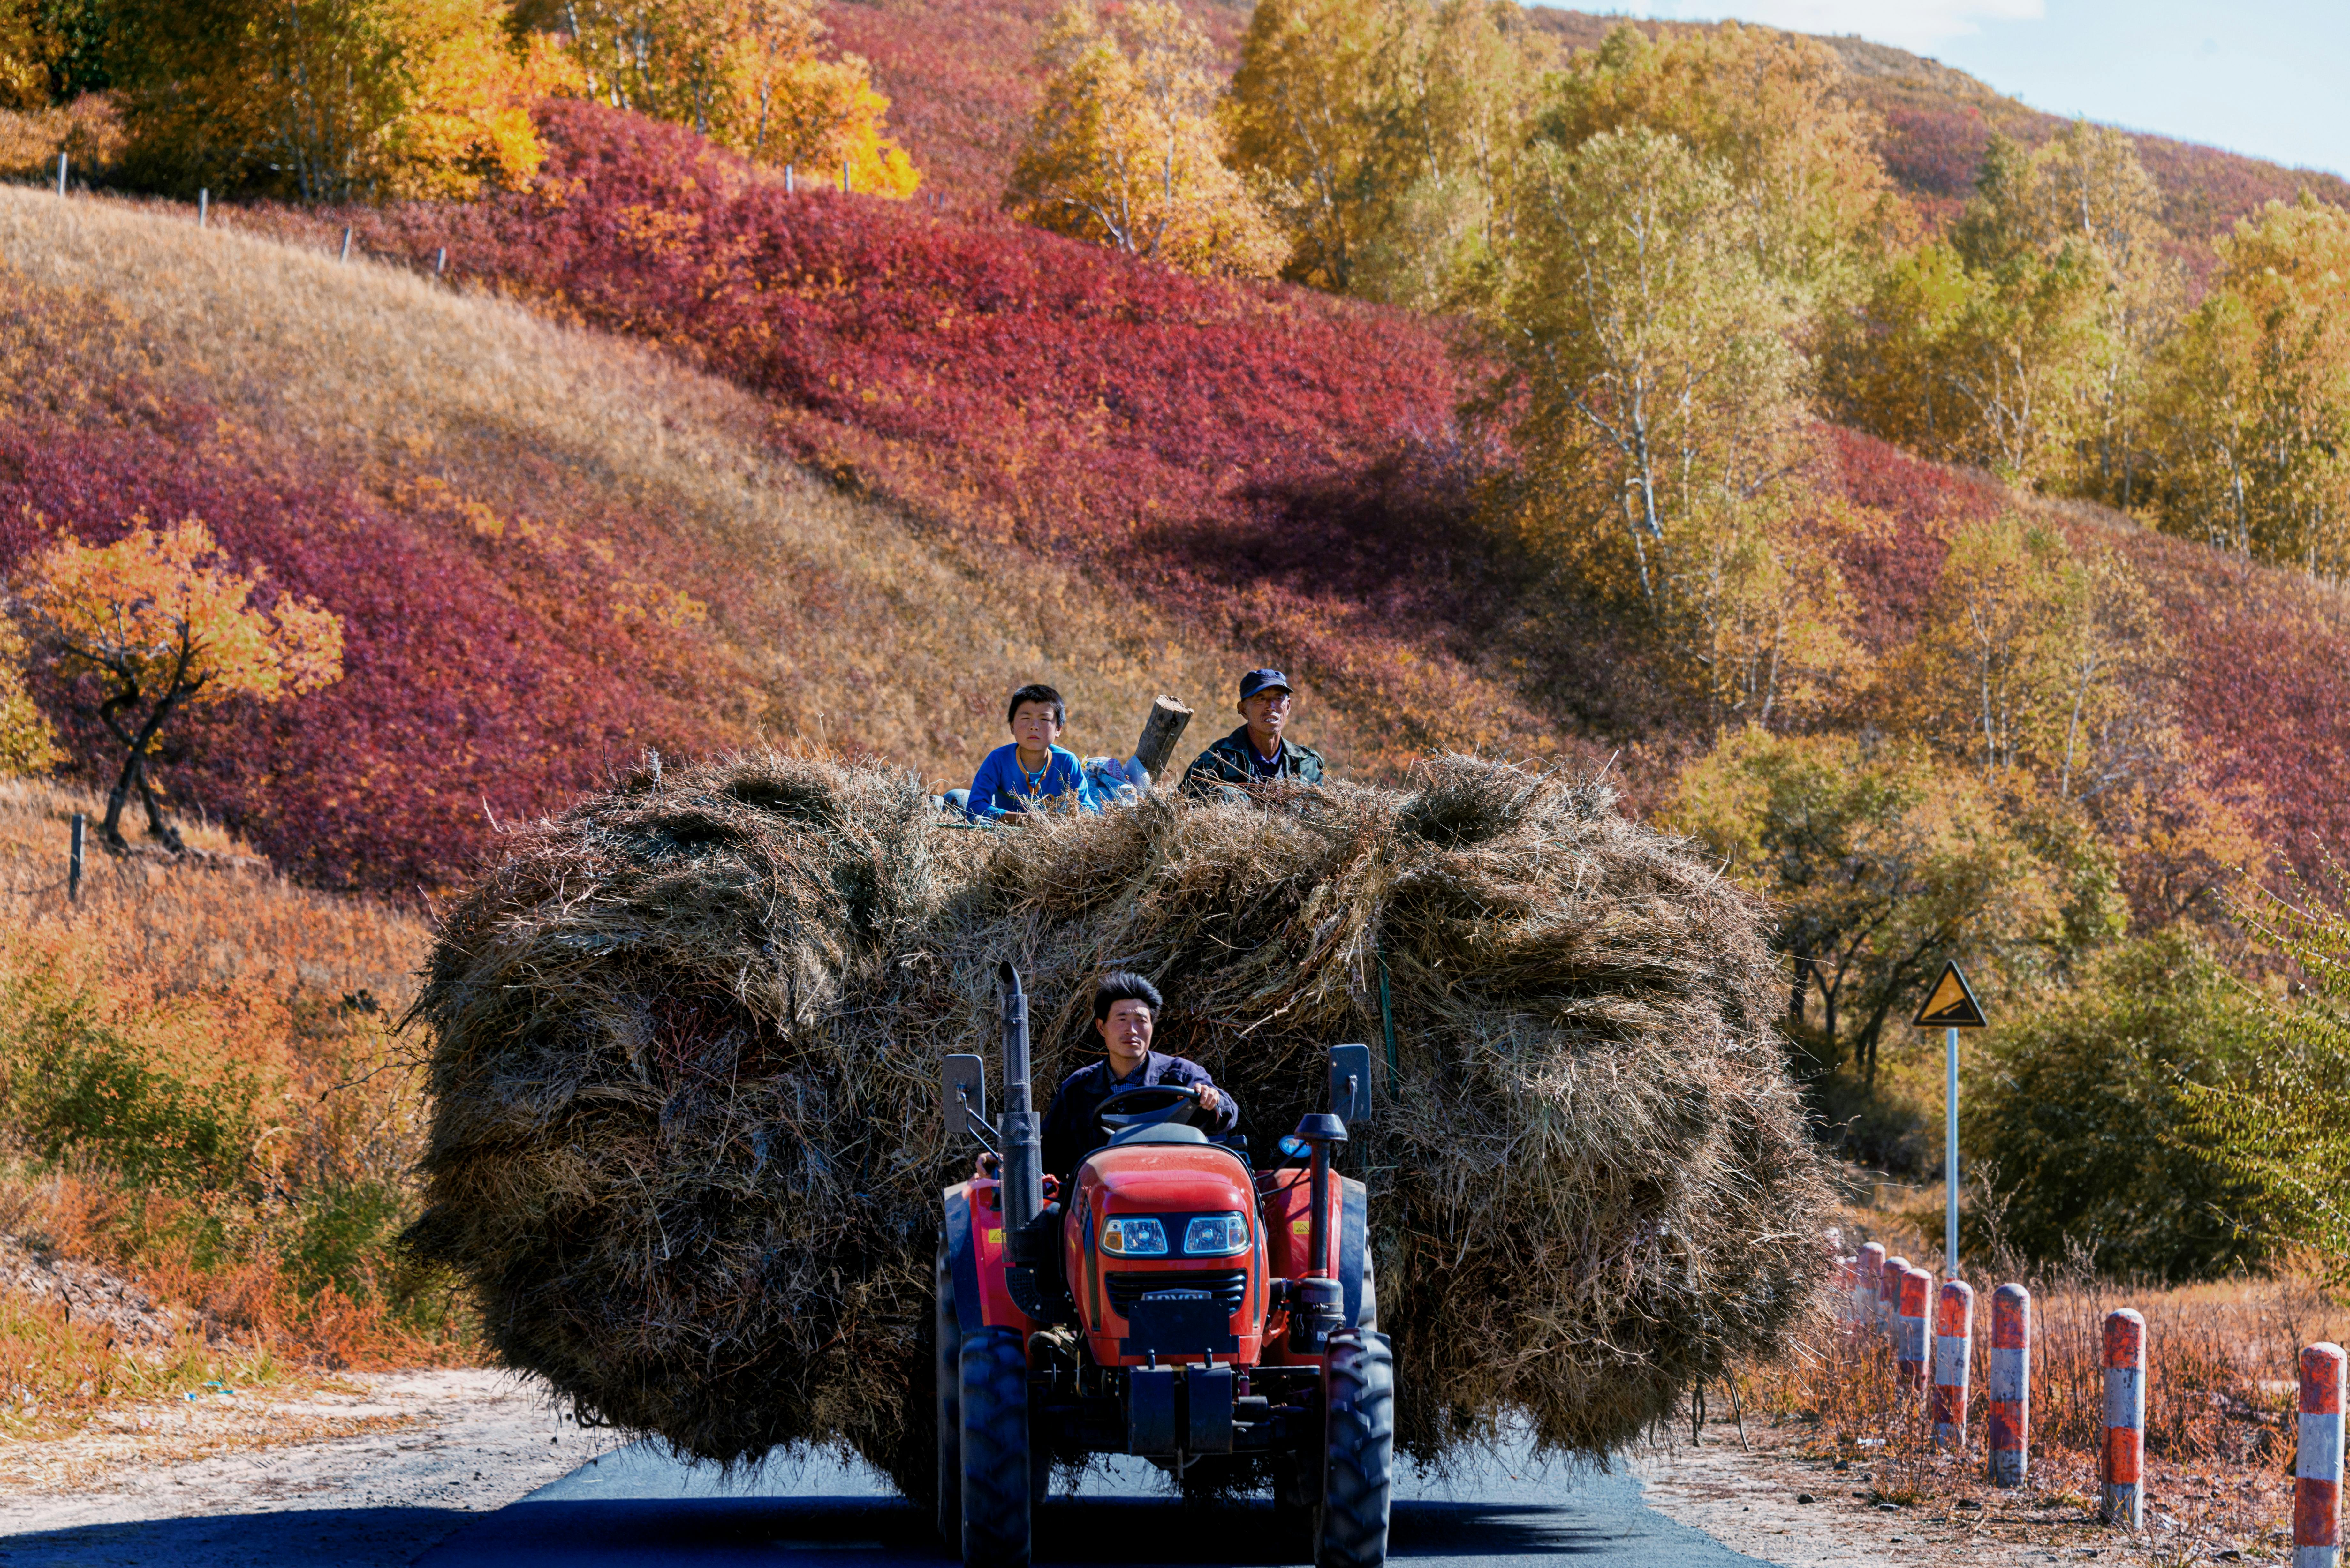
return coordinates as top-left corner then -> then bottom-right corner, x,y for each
1092,971 -> 1162,1024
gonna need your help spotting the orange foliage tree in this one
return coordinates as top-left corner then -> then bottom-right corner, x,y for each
110,0 -> 560,200
547,0 -> 917,195
19,518 -> 344,853
1005,0 -> 1283,276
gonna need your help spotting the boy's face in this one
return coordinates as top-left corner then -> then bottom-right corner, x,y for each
1010,700 -> 1063,756
1096,1000 -> 1154,1071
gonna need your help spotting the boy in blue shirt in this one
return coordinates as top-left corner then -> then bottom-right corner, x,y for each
963,684 -> 1103,821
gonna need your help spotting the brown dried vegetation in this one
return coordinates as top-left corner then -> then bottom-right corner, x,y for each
407,749 -> 1831,1500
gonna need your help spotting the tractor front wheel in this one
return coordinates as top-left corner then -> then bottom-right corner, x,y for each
935,1240 -> 961,1548
1315,1329 -> 1394,1568
958,1325 -> 1033,1568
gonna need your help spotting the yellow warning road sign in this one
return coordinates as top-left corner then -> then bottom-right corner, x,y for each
1914,961 -> 1987,1029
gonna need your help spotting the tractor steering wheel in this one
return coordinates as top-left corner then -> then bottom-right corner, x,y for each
1096,1082 -> 1205,1137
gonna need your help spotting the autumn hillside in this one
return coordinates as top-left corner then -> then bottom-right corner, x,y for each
9,101 -> 2350,896
196,104 -> 2347,880
828,0 -> 2350,238
0,176 -> 1298,890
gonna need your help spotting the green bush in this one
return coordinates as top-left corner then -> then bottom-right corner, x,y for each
1968,932 -> 2268,1280
3,990 -> 264,1195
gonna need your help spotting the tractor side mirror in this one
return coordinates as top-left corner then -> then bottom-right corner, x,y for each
1327,1043 -> 1371,1126
943,1054 -> 988,1142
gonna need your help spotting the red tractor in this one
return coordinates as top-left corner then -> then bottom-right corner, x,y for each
936,964 -> 1392,1568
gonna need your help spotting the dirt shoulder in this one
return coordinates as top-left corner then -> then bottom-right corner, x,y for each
1635,1416 -> 2295,1567
0,1368 -> 626,1566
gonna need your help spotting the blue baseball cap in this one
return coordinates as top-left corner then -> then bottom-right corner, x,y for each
1238,669 -> 1293,700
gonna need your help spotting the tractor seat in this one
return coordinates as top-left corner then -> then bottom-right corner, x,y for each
1108,1124 -> 1209,1148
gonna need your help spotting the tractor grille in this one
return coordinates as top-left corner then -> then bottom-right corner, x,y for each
1105,1270 -> 1247,1318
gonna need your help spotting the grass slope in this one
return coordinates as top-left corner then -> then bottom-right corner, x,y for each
0,183 -> 1273,888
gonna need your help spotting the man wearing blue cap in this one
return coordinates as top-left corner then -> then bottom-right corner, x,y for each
1179,668 -> 1326,796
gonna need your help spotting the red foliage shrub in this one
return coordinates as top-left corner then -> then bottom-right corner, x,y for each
2052,518 -> 2350,873
1819,426 -> 2001,650
247,102 -> 1550,770
0,406 -> 735,891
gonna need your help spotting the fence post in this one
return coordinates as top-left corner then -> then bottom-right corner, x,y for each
1880,1254 -> 1910,1345
198,188 -> 208,227
842,156 -> 850,193
1988,1283 -> 2031,1486
340,225 -> 353,263
786,163 -> 794,194
2301,1342 -> 2345,1568
56,151 -> 67,196
68,813 -> 83,902
1857,1243 -> 1885,1336
436,246 -> 447,276
2102,1308 -> 2146,1528
1897,1265 -> 1930,1387
1932,1280 -> 1973,1448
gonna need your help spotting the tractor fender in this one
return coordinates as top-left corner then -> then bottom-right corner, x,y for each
1261,1170 -> 1372,1357
1339,1175 -> 1368,1330
941,1178 -> 1038,1338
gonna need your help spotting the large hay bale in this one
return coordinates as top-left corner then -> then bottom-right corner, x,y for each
407,750 -> 1829,1496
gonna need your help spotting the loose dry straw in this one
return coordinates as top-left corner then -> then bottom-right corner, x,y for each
407,749 -> 1832,1501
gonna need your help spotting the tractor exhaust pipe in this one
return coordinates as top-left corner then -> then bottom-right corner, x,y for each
996,962 -> 1044,1247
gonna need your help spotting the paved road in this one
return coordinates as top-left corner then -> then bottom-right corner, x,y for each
414,1441 -> 1776,1568
0,1438 -> 1779,1566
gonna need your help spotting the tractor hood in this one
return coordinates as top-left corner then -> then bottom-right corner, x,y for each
1082,1143 -> 1254,1216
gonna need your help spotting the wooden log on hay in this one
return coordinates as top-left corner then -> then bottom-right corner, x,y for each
1130,695 -> 1193,782
406,750 -> 1830,1500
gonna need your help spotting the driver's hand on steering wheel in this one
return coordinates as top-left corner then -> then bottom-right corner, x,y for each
1196,1085 -> 1222,1115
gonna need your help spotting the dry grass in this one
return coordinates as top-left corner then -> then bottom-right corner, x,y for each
1747,1198 -> 2333,1560
0,182 -> 1336,785
0,781 -> 465,1450
0,1288 -> 301,1443
409,748 -> 1831,1503
0,779 -> 424,1000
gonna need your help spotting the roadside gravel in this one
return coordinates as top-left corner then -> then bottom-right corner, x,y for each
0,1368 -> 626,1567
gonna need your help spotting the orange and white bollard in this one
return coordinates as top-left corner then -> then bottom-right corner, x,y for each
1932,1280 -> 1973,1449
2300,1342 -> 2345,1568
1988,1283 -> 2031,1486
1896,1265 -> 1930,1387
1881,1254 -> 1910,1346
2102,1309 -> 2146,1527
1857,1243 -> 1885,1334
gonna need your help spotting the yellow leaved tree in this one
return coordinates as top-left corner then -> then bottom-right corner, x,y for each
1005,0 -> 1286,278
551,0 -> 918,195
0,615 -> 61,780
112,0 -> 563,201
19,519 -> 344,853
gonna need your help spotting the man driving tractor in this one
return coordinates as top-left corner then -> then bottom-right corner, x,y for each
1039,973 -> 1239,1185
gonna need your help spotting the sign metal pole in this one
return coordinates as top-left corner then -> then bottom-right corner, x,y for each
1946,1023 -> 1959,1273
1914,960 -> 1986,1277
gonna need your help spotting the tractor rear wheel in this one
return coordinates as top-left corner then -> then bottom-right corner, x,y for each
1315,1329 -> 1394,1568
958,1325 -> 1033,1568
934,1239 -> 960,1548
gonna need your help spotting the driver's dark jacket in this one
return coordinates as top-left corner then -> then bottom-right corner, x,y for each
1040,1050 -> 1240,1186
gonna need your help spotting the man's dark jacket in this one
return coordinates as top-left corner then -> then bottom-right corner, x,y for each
1179,726 -> 1326,797
1040,1050 -> 1241,1185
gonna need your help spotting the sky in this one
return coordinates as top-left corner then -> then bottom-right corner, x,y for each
1577,1 -> 2350,180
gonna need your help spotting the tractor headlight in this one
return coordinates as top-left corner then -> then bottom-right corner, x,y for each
1100,1217 -> 1168,1256
1182,1213 -> 1250,1257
